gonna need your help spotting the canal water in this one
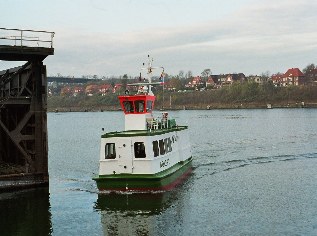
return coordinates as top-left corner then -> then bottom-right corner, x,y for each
1,109 -> 317,235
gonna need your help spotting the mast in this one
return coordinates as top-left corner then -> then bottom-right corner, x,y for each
139,55 -> 164,96
146,55 -> 154,95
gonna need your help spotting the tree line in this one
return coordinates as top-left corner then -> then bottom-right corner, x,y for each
47,62 -> 317,111
48,82 -> 317,111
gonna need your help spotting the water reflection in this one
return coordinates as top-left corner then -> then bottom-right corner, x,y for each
0,187 -> 52,236
95,190 -> 180,235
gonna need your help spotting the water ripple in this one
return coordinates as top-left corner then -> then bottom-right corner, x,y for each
195,152 -> 317,179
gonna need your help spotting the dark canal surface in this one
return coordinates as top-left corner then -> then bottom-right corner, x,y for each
1,109 -> 317,235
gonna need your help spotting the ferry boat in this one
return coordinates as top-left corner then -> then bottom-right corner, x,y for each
93,57 -> 192,191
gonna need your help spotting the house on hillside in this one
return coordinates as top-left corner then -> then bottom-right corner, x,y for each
218,74 -> 227,84
282,68 -> 305,86
220,73 -> 246,85
234,73 -> 246,83
60,86 -> 72,96
73,86 -> 84,97
113,84 -> 122,93
210,75 -> 220,84
206,76 -> 217,88
248,75 -> 267,84
192,76 -> 204,87
98,84 -> 112,96
185,76 -> 204,89
85,84 -> 99,96
271,74 -> 283,87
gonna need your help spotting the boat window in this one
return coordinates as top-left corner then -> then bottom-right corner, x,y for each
164,138 -> 169,153
135,100 -> 145,113
164,138 -> 172,153
153,141 -> 159,157
159,139 -> 165,155
146,101 -> 153,112
168,138 -> 173,152
123,101 -> 134,113
134,142 -> 146,158
105,143 -> 116,159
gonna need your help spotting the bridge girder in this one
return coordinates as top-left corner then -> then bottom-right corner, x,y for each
0,61 -> 48,179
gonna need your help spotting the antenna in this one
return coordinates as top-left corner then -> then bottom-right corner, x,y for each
134,56 -> 165,96
161,68 -> 165,111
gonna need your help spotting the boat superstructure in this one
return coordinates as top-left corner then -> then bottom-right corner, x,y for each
93,56 -> 192,191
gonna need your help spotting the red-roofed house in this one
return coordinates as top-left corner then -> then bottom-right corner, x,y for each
220,73 -> 246,85
73,86 -> 84,97
282,68 -> 305,86
192,76 -> 203,86
185,76 -> 204,88
206,76 -> 216,88
98,84 -> 112,96
85,84 -> 99,96
113,84 -> 122,93
271,74 -> 283,87
60,86 -> 72,96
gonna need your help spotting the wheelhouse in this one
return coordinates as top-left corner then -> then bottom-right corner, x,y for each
118,94 -> 155,115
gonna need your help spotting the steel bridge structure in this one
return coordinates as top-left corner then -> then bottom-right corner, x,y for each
0,28 -> 54,191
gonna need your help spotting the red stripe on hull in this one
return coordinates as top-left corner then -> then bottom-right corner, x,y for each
99,167 -> 192,192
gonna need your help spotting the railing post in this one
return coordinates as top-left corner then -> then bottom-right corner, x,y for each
51,32 -> 54,48
20,30 -> 23,47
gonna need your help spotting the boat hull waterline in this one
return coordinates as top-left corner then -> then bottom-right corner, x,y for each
94,158 -> 192,192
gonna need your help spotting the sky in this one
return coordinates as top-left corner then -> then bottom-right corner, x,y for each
1,0 -> 317,78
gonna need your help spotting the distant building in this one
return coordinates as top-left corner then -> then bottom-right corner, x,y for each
271,74 -> 283,87
98,84 -> 112,96
60,86 -> 72,96
282,68 -> 305,86
248,75 -> 267,84
220,73 -> 246,85
73,86 -> 84,96
206,76 -> 217,88
113,84 -> 122,93
185,76 -> 204,88
85,84 -> 99,96
186,73 -> 246,88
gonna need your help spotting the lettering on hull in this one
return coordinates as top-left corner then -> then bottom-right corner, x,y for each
160,158 -> 169,168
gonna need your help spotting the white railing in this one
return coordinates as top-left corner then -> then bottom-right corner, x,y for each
0,27 -> 54,48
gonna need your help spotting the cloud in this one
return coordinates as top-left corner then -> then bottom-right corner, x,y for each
46,0 -> 317,76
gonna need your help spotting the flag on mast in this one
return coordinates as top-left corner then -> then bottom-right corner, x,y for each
160,71 -> 165,85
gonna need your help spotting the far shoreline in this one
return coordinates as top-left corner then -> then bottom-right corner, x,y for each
47,102 -> 317,113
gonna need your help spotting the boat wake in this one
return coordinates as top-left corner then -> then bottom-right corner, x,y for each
194,152 -> 317,179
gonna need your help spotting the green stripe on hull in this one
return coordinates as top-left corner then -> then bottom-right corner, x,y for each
93,157 -> 192,191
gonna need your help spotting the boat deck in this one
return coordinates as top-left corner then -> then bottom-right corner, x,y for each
102,126 -> 188,138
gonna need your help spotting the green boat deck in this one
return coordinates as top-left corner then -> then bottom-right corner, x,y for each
102,125 -> 188,138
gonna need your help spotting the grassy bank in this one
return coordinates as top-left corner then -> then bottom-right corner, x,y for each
47,83 -> 317,112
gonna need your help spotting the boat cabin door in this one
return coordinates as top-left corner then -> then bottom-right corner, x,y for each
116,138 -> 133,174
